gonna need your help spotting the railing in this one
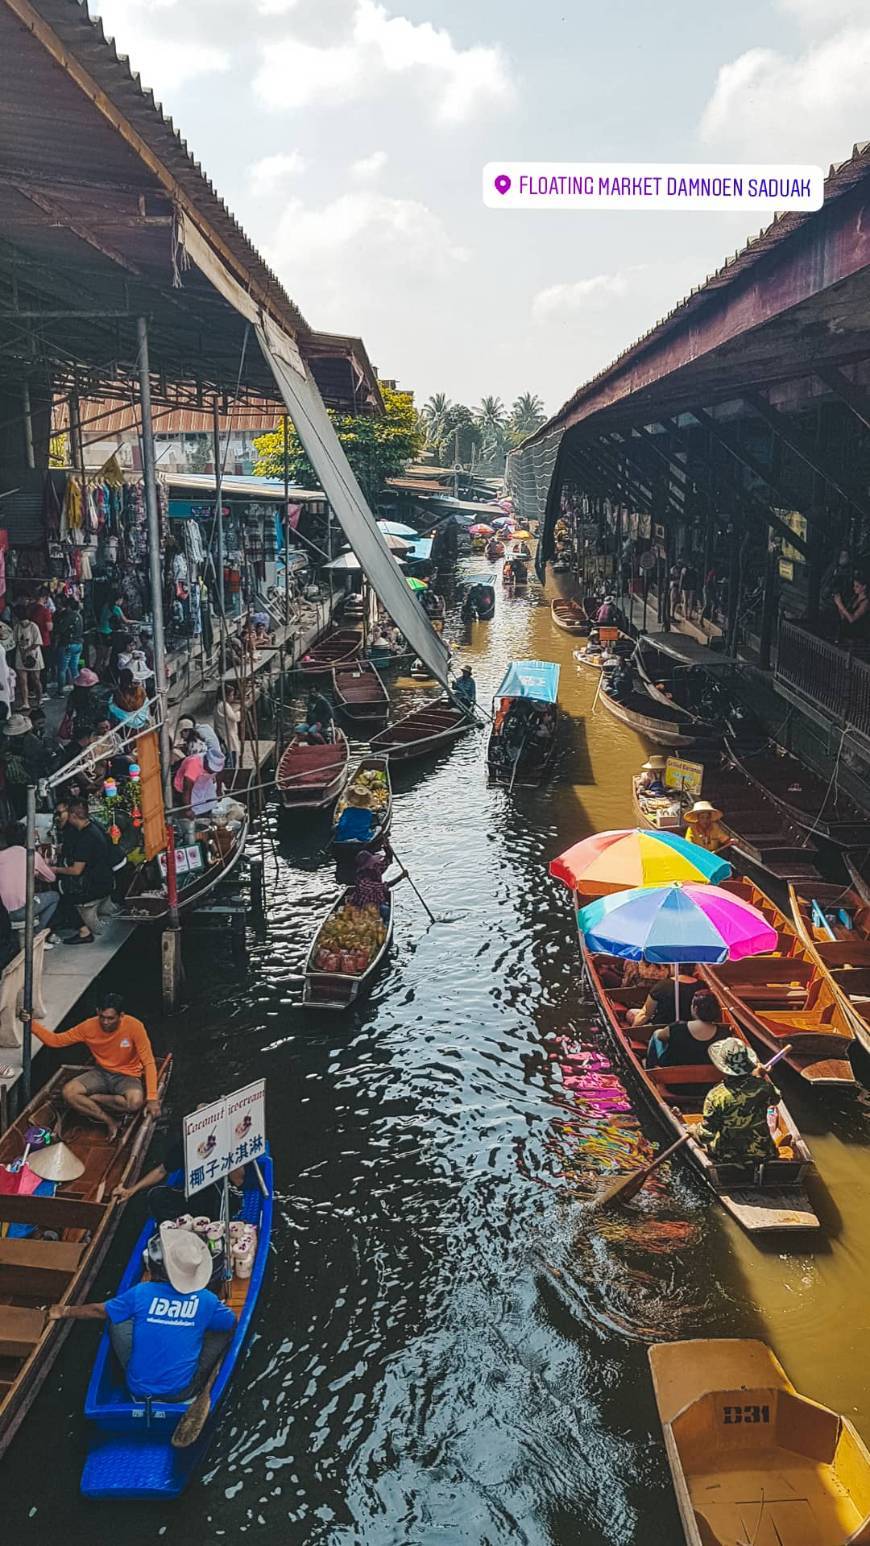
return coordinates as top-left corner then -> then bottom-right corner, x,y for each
776,618 -> 870,738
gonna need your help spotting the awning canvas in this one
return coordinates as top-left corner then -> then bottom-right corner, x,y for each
494,659 -> 560,704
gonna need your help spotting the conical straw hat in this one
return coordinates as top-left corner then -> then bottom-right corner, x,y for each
27,1141 -> 85,1182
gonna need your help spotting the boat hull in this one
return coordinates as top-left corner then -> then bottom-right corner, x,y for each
277,730 -> 349,810
598,682 -> 700,747
330,756 -> 393,862
119,819 -> 249,922
369,699 -> 473,763
550,600 -> 589,636
332,661 -> 389,724
297,629 -> 362,678
302,889 -> 394,1010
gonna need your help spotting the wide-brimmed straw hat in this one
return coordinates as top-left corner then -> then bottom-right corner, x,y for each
346,786 -> 371,807
686,799 -> 723,821
641,756 -> 667,772
708,1037 -> 759,1077
159,1222 -> 213,1293
3,714 -> 31,737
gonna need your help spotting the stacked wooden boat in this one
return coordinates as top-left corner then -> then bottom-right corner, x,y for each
701,876 -> 858,1088
332,659 -> 389,726
789,880 -> 870,1055
730,739 -> 870,849
298,627 -> 361,678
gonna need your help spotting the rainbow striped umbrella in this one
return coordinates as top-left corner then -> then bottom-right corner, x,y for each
550,828 -> 731,897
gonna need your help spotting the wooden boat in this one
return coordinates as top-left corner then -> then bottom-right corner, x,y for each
573,628 -> 634,672
635,636 -> 723,729
461,576 -> 496,621
598,675 -> 703,748
550,598 -> 589,636
297,627 -> 361,678
302,887 -> 394,1010
369,698 -> 473,763
789,881 -> 870,1056
631,773 -> 683,831
487,658 -> 560,788
332,660 -> 389,725
502,559 -> 528,587
649,1338 -> 870,1546
701,877 -> 857,1088
276,729 -> 349,810
583,945 -> 819,1234
119,814 -> 249,922
510,541 -> 532,561
421,592 -> 446,623
80,1154 -> 273,1499
330,756 -> 392,862
0,1058 -> 172,1461
728,738 -> 870,848
693,756 -> 826,886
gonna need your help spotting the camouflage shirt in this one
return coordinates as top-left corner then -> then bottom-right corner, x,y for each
696,1075 -> 778,1164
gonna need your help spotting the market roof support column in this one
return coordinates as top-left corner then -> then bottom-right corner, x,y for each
212,400 -> 231,762
21,382 -> 35,470
136,315 -> 171,809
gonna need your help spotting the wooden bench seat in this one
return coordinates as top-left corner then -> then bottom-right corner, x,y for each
0,1305 -> 45,1359
0,1195 -> 105,1232
0,1239 -> 84,1296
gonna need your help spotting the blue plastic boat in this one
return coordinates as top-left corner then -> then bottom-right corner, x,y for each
80,1155 -> 273,1499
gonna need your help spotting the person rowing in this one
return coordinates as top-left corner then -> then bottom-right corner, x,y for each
696,1037 -> 780,1165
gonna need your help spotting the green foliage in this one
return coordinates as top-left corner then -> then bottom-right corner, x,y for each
253,386 -> 424,505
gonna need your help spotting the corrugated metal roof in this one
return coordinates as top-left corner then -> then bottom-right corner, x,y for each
53,396 -> 282,438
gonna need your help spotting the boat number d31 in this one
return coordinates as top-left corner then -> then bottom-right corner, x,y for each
722,1404 -> 770,1425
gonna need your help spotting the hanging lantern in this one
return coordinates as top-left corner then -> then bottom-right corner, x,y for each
109,822 -> 121,844
131,803 -> 143,829
103,776 -> 118,800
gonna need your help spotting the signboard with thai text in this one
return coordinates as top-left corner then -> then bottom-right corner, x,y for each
183,1079 -> 266,1196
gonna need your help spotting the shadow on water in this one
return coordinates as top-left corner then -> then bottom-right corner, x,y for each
5,562 -> 870,1543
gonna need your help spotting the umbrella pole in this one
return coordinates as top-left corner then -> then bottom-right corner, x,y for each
673,961 -> 679,1021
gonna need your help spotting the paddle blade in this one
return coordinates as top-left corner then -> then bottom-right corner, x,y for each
171,1363 -> 220,1449
592,1134 -> 690,1211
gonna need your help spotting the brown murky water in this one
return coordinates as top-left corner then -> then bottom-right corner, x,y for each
6,558 -> 870,1543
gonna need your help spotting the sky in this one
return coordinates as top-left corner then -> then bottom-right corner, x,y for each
90,0 -> 870,415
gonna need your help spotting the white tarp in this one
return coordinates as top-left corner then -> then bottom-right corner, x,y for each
256,317 -> 452,689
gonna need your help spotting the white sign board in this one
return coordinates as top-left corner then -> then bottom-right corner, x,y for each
183,1079 -> 266,1197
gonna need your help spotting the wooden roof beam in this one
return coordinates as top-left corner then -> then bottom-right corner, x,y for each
743,388 -> 870,524
814,364 -> 870,435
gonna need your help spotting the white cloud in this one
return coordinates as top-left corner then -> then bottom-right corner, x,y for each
250,150 -> 307,194
351,150 -> 388,178
91,0 -> 229,93
699,3 -> 870,164
532,270 -> 640,321
254,0 -> 514,123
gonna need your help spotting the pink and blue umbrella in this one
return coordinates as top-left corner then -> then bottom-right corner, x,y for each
578,882 -> 777,965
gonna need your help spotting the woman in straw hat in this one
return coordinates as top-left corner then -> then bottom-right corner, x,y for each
695,1037 -> 779,1166
684,798 -> 729,852
637,755 -> 667,796
334,783 -> 378,848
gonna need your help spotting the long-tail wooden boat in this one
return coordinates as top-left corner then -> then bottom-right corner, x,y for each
649,1338 -> 870,1546
80,1154 -> 272,1499
0,1057 -> 172,1460
484,537 -> 504,562
550,598 -> 589,636
461,575 -> 496,621
330,756 -> 392,862
502,558 -> 528,587
692,756 -> 825,885
598,675 -> 704,747
302,887 -> 394,1010
332,659 -> 389,725
582,945 -> 819,1234
119,816 -> 249,922
727,737 -> 870,848
634,636 -> 723,729
369,698 -> 473,763
789,881 -> 870,1056
701,877 -> 857,1088
487,658 -> 560,788
297,628 -> 361,678
276,729 -> 349,810
573,627 -> 635,672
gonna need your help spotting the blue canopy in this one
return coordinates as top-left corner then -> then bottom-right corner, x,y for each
494,659 -> 560,704
378,520 -> 418,538
403,537 -> 433,562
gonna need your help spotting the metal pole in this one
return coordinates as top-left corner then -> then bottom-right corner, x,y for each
136,316 -> 172,807
454,426 -> 460,500
20,784 -> 36,1105
280,416 -> 290,752
21,382 -> 35,470
212,401 -> 230,755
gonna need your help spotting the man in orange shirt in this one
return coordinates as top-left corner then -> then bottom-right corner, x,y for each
33,993 -> 160,1138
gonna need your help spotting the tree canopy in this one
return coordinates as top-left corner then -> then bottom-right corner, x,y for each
252,385 -> 424,506
421,390 -> 548,472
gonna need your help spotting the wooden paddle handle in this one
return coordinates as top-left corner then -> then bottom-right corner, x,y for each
641,1133 -> 690,1176
760,1043 -> 792,1074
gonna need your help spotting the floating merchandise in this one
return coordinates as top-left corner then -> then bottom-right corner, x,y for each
314,903 -> 387,977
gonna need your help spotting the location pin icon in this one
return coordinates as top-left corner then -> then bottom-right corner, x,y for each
494,173 -> 511,196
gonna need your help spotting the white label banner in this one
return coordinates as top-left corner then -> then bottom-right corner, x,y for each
483,163 -> 824,212
183,1080 -> 266,1196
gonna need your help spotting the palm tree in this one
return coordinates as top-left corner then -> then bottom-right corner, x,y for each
421,392 -> 451,447
510,393 -> 546,437
475,395 -> 506,434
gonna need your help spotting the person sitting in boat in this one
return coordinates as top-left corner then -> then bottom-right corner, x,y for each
334,786 -> 379,848
625,966 -> 699,1028
49,1224 -> 236,1403
683,800 -> 728,852
695,1038 -> 779,1165
113,1122 -> 249,1222
645,990 -> 724,1069
453,665 -> 477,713
638,756 -> 667,796
605,657 -> 633,702
307,688 -> 335,740
372,625 -> 401,655
596,596 -> 618,625
31,993 -> 161,1138
347,847 -> 396,921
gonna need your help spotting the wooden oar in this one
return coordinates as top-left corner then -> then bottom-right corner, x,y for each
389,845 -> 467,926
592,1044 -> 793,1211
171,1359 -> 222,1449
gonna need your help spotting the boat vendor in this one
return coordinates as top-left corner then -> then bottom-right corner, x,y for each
295,687 -> 335,744
333,786 -> 380,847
637,756 -> 667,795
113,1122 -> 248,1221
453,665 -> 476,712
625,965 -> 699,1028
684,799 -> 729,852
645,990 -> 724,1069
31,992 -> 161,1138
347,848 -> 397,920
173,729 -> 224,845
48,1224 -> 235,1402
695,1038 -> 779,1165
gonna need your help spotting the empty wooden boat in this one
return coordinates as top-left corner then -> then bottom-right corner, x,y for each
369,698 -> 473,763
702,877 -> 857,1088
330,756 -> 392,862
80,1154 -> 273,1499
789,881 -> 870,1056
302,887 -> 394,1010
276,730 -> 349,810
598,675 -> 704,748
332,659 -> 389,725
297,628 -> 361,678
550,598 -> 589,636
649,1338 -> 870,1546
692,756 -> 826,886
728,738 -> 870,849
0,1058 -> 172,1460
583,946 -> 819,1235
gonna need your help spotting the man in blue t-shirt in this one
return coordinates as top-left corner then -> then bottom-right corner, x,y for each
49,1224 -> 235,1400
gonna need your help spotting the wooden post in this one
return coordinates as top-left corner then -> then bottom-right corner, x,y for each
726,520 -> 741,654
759,544 -> 779,671
19,785 -> 36,1105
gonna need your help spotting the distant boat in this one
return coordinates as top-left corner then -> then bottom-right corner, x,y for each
332,660 -> 389,725
298,628 -> 361,678
487,658 -> 561,788
550,598 -> 589,636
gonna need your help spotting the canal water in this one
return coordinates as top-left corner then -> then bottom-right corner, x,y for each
7,562 -> 870,1544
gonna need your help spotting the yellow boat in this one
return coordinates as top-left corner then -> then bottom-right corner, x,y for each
649,1339 -> 870,1545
